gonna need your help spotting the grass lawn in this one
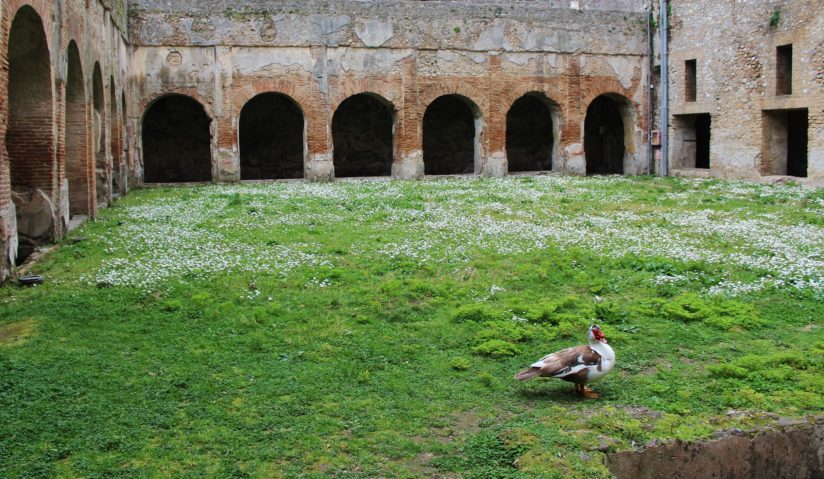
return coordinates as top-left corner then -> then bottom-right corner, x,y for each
1,175 -> 822,478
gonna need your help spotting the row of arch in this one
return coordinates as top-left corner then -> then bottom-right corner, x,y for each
143,91 -> 630,182
5,6 -> 125,264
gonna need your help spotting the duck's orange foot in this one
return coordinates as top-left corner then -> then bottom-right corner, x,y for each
581,387 -> 600,399
575,384 -> 600,399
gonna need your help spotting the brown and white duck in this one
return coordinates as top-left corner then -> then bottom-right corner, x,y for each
514,324 -> 615,398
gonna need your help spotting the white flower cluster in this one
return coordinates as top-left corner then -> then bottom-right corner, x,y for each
84,176 -> 822,296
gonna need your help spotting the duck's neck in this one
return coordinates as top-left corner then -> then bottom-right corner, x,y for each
590,339 -> 615,361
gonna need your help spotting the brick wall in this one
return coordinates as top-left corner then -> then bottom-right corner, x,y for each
0,0 -> 129,281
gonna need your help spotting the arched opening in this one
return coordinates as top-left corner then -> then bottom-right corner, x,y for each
332,93 -> 394,178
423,94 -> 481,175
239,93 -> 304,180
584,95 -> 626,175
65,41 -> 90,217
506,94 -> 557,172
6,6 -> 55,265
110,77 -> 121,196
142,94 -> 212,183
92,63 -> 107,206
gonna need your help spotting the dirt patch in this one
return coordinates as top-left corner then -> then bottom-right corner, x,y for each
0,318 -> 37,346
605,417 -> 824,479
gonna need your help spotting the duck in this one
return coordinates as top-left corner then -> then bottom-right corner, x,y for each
514,324 -> 615,398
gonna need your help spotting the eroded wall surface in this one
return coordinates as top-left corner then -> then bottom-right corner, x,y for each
668,0 -> 824,185
127,0 -> 651,183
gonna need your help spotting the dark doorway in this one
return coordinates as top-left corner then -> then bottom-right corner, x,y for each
673,113 -> 711,169
506,95 -> 554,172
584,95 -> 625,175
142,95 -> 212,183
7,6 -> 55,265
239,93 -> 304,180
761,109 -> 808,178
787,110 -> 808,177
332,94 -> 393,178
423,95 -> 478,175
65,41 -> 90,216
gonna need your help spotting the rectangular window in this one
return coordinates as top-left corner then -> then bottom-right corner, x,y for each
776,44 -> 792,95
684,59 -> 697,102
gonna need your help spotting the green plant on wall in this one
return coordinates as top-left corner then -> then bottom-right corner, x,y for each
769,10 -> 781,27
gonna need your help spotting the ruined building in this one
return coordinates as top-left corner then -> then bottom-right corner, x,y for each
0,0 -> 822,281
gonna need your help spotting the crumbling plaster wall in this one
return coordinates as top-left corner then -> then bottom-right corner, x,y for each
668,0 -> 824,185
128,0 -> 651,182
0,0 -> 130,282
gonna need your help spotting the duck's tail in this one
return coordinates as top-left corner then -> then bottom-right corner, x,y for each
513,367 -> 541,381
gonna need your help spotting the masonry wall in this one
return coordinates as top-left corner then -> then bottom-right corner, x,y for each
667,0 -> 824,185
0,0 -> 131,282
127,0 -> 651,183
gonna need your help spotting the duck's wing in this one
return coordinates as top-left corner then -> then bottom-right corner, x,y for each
532,345 -> 602,379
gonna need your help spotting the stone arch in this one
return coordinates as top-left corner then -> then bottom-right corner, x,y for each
65,40 -> 91,216
506,92 -> 562,173
6,5 -> 56,265
109,77 -> 122,196
141,94 -> 212,183
92,62 -> 108,206
239,92 -> 305,180
423,94 -> 483,175
584,93 -> 635,175
332,93 -> 395,178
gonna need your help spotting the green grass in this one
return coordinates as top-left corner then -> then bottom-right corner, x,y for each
1,175 -> 822,478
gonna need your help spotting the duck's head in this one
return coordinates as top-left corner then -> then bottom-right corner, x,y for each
589,324 -> 608,344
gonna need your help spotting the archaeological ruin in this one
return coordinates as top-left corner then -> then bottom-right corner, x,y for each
0,0 -> 822,281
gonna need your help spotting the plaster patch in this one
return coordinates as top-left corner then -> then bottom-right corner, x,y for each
354,18 -> 394,48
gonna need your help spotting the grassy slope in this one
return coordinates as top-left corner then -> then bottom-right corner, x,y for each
1,176 -> 822,478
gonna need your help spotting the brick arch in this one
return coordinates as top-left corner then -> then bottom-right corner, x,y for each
329,78 -> 400,113
501,84 -> 564,112
580,69 -> 643,119
231,79 -> 312,118
140,89 -> 215,123
418,81 -> 487,119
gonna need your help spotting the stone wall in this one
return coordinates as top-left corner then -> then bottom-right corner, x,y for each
0,0 -> 130,282
127,1 -> 651,183
667,0 -> 824,185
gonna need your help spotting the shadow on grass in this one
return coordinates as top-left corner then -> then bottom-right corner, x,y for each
514,383 -> 616,404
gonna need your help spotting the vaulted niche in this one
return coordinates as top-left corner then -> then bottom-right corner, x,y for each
584,95 -> 626,175
332,93 -> 394,178
142,95 -> 212,183
239,93 -> 305,180
7,5 -> 56,265
65,41 -> 91,216
423,95 -> 481,175
506,94 -> 557,172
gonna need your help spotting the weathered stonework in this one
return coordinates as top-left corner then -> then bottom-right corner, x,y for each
1,0 -> 820,282
667,0 -> 824,185
126,1 -> 651,189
